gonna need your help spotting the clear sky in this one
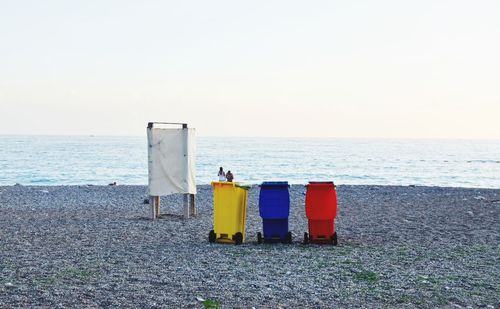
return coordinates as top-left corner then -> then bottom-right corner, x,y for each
1,0 -> 499,138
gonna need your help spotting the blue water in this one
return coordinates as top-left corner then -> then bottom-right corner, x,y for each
0,136 -> 499,188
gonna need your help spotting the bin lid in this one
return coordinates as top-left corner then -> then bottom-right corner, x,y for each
260,181 -> 289,187
211,181 -> 250,190
235,183 -> 251,190
211,181 -> 231,185
306,181 -> 335,187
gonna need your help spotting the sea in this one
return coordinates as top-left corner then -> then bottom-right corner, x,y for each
0,135 -> 499,188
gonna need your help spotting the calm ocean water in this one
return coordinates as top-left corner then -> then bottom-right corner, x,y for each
0,136 -> 499,188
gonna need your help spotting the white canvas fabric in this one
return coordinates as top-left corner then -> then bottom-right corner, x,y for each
147,128 -> 196,196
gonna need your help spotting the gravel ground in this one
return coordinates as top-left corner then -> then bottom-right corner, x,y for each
0,184 -> 499,308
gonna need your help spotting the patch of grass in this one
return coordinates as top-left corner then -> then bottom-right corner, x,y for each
354,270 -> 380,283
202,299 -> 220,309
38,275 -> 58,285
62,268 -> 91,280
471,244 -> 491,252
445,275 -> 459,281
36,267 -> 92,285
473,281 -> 494,290
417,275 -> 439,285
397,294 -> 413,304
433,292 -> 449,305
448,248 -> 468,259
315,261 -> 329,268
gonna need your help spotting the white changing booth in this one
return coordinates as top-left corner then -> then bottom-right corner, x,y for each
147,122 -> 196,219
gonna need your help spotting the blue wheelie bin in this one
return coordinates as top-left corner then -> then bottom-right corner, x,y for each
257,181 -> 292,244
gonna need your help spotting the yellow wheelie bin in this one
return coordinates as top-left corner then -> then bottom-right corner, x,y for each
209,182 -> 250,245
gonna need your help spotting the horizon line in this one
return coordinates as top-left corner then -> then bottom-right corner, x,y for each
0,133 -> 499,141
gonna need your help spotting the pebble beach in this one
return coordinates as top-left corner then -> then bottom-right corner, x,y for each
0,184 -> 499,308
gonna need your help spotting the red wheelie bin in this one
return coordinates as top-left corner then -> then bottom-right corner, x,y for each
303,181 -> 338,245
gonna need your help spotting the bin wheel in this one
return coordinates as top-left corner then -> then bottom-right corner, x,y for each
208,230 -> 216,243
257,232 -> 263,244
332,231 -> 338,246
234,232 -> 243,245
284,231 -> 292,244
303,232 -> 309,245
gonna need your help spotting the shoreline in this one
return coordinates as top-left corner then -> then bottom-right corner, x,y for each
1,185 -> 499,308
2,183 -> 500,190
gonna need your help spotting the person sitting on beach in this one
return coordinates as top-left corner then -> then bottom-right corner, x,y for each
218,167 -> 226,181
226,170 -> 234,182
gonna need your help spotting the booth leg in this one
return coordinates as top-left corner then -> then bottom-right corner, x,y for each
150,196 -> 160,220
183,194 -> 190,219
190,194 -> 196,216
150,196 -> 156,220
155,196 -> 160,218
